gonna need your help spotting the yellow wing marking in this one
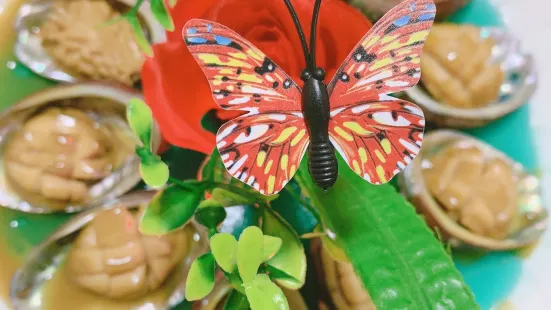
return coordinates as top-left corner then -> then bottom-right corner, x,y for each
273,127 -> 297,144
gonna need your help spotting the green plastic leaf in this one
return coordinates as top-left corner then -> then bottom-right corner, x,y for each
315,224 -> 350,263
223,289 -> 250,310
139,160 -> 169,189
126,98 -> 152,148
224,269 -> 245,295
200,149 -> 231,183
125,15 -> 152,56
185,253 -> 216,301
139,185 -> 204,235
295,156 -> 480,309
149,0 -> 174,30
210,233 -> 237,273
262,235 -> 282,262
211,187 -> 277,207
195,203 -> 227,230
237,226 -> 264,283
244,274 -> 289,310
261,208 -> 306,289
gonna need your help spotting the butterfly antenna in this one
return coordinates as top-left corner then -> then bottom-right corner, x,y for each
309,0 -> 322,71
283,0 -> 311,69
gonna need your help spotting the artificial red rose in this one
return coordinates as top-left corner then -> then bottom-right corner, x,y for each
142,0 -> 372,154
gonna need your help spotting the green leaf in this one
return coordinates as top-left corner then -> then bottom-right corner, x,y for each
237,226 -> 264,283
211,187 -> 277,207
126,98 -> 152,148
200,149 -> 230,183
224,268 -> 245,295
315,224 -> 350,263
223,289 -> 250,310
195,203 -> 227,230
125,15 -> 153,56
261,208 -> 306,289
294,156 -> 480,309
262,236 -> 282,262
244,274 -> 289,310
210,233 -> 237,273
185,253 -> 216,301
168,0 -> 178,8
149,0 -> 174,30
139,185 -> 204,235
139,160 -> 169,189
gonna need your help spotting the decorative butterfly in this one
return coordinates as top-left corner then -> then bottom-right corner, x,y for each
183,0 -> 435,195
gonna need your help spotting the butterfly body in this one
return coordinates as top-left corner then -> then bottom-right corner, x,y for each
301,69 -> 338,190
183,0 -> 435,196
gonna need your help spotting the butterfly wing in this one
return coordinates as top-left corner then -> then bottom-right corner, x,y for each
328,0 -> 435,107
183,19 -> 302,112
329,94 -> 424,184
216,112 -> 309,195
327,0 -> 434,184
183,19 -> 308,195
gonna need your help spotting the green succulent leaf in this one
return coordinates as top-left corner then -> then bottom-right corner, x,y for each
125,14 -> 152,56
237,226 -> 264,284
139,160 -> 169,189
294,156 -> 480,309
126,98 -> 153,148
244,274 -> 289,310
223,289 -> 250,310
210,233 -> 237,273
139,184 -> 204,235
149,0 -> 174,30
261,208 -> 306,289
185,252 -> 216,301
195,203 -> 227,230
262,235 -> 282,262
224,269 -> 246,295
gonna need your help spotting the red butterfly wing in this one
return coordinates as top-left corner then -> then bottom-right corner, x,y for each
183,19 -> 308,195
184,19 -> 301,113
328,0 -> 435,108
329,95 -> 424,184
327,0 -> 434,184
217,112 -> 309,195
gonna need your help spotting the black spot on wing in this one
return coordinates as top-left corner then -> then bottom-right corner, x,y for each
339,72 -> 350,83
283,79 -> 292,89
353,46 -> 377,63
406,69 -> 418,77
384,24 -> 398,35
254,58 -> 276,75
214,89 -> 231,97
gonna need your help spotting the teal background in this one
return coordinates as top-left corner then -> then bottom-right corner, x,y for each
449,0 -> 534,309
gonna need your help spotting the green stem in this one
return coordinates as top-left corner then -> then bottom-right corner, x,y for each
129,0 -> 145,14
168,176 -> 199,191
